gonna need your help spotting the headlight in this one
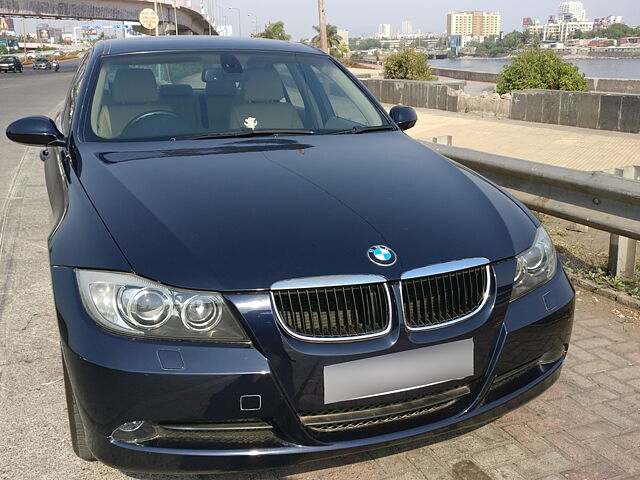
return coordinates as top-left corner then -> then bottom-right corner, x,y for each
76,270 -> 249,342
511,226 -> 557,301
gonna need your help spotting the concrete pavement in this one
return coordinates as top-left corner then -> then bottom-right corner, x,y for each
399,107 -> 640,172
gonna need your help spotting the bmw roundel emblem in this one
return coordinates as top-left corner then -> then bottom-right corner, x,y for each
367,245 -> 397,266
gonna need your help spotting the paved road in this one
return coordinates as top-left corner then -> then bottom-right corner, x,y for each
1,62 -> 640,480
0,58 -> 79,205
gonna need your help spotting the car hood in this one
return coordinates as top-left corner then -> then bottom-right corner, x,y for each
77,132 -> 536,291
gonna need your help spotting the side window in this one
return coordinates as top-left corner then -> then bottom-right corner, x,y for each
61,51 -> 90,134
309,65 -> 369,125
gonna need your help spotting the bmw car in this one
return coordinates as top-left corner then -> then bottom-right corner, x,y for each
6,37 -> 574,473
33,57 -> 52,70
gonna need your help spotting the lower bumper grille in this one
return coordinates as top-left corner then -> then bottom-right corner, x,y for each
300,385 -> 470,433
272,282 -> 391,341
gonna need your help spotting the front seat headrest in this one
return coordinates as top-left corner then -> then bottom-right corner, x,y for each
112,68 -> 159,104
242,66 -> 284,103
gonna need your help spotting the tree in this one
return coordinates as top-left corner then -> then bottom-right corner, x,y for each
312,24 -> 342,51
572,29 -> 584,40
355,38 -> 381,50
597,23 -> 639,39
383,49 -> 433,81
496,49 -> 588,95
252,21 -> 291,41
470,31 -> 525,57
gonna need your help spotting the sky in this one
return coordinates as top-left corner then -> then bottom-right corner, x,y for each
195,0 -> 640,39
10,0 -> 640,40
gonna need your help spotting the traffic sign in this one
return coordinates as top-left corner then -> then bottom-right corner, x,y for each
139,8 -> 159,30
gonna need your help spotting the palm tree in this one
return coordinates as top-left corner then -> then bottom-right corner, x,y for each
311,24 -> 342,51
252,21 -> 291,41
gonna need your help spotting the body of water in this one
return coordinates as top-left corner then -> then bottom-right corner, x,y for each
430,57 -> 640,79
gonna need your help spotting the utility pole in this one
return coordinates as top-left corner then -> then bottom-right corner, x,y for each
317,0 -> 328,53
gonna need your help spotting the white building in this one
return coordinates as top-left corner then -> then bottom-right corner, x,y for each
376,23 -> 392,39
401,21 -> 413,35
337,28 -> 350,46
558,1 -> 586,22
594,16 -> 623,30
543,20 -> 593,42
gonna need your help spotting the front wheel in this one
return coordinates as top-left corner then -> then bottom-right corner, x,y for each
62,354 -> 95,461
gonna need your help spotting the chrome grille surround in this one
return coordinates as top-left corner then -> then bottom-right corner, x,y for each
271,275 -> 392,343
400,258 -> 491,331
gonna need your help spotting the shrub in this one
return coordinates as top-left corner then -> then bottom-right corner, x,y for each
496,49 -> 588,95
383,50 -> 433,81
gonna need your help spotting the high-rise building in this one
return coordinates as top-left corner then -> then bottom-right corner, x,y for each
558,1 -> 586,22
401,21 -> 413,35
447,11 -> 501,36
337,28 -> 350,45
376,24 -> 392,38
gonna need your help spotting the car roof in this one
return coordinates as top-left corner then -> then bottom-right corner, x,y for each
96,36 -> 325,56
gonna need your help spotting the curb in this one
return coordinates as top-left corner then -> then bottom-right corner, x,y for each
568,272 -> 640,310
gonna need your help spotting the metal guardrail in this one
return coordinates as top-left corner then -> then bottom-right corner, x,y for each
422,142 -> 640,242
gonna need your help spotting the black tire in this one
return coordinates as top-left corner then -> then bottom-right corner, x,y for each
62,356 -> 96,461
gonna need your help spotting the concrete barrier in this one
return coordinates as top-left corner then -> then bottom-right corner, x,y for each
587,78 -> 640,95
360,78 -> 639,134
360,78 -> 464,111
510,89 -> 640,134
430,67 -> 640,95
430,67 -> 499,84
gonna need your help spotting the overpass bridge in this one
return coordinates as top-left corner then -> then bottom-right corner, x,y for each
0,0 -> 216,36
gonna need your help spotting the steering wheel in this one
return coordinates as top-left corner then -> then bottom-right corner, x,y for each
120,110 -> 182,139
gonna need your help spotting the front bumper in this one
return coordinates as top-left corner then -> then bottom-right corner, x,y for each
54,262 -> 574,473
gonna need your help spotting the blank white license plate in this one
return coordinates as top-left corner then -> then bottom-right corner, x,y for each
323,338 -> 474,404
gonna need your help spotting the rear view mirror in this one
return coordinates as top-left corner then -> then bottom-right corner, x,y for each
389,106 -> 418,131
6,115 -> 65,147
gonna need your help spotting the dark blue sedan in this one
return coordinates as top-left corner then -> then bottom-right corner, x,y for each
6,36 -> 574,473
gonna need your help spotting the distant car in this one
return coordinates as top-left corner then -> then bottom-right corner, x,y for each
0,56 -> 23,73
52,50 -> 65,57
33,58 -> 52,70
26,52 -> 37,59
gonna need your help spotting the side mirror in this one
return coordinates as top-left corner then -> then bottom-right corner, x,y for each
6,115 -> 65,147
389,106 -> 418,131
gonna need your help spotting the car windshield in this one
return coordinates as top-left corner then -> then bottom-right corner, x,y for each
36,58 -> 47,61
87,50 -> 390,141
0,57 -> 11,61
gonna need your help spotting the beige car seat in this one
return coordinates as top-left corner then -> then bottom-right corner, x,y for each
229,65 -> 303,130
97,69 -> 170,138
204,76 -> 239,131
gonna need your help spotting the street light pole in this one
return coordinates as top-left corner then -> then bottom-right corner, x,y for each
153,0 -> 159,36
317,0 -> 328,53
247,14 -> 258,35
228,7 -> 241,37
173,0 -> 179,35
22,17 -> 28,56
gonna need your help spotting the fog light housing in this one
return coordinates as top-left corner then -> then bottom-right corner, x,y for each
538,344 -> 567,365
112,420 -> 158,443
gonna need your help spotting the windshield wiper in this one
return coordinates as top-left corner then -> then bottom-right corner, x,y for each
189,129 -> 315,140
329,125 -> 396,135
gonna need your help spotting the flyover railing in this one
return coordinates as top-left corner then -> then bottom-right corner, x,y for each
422,141 -> 640,279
